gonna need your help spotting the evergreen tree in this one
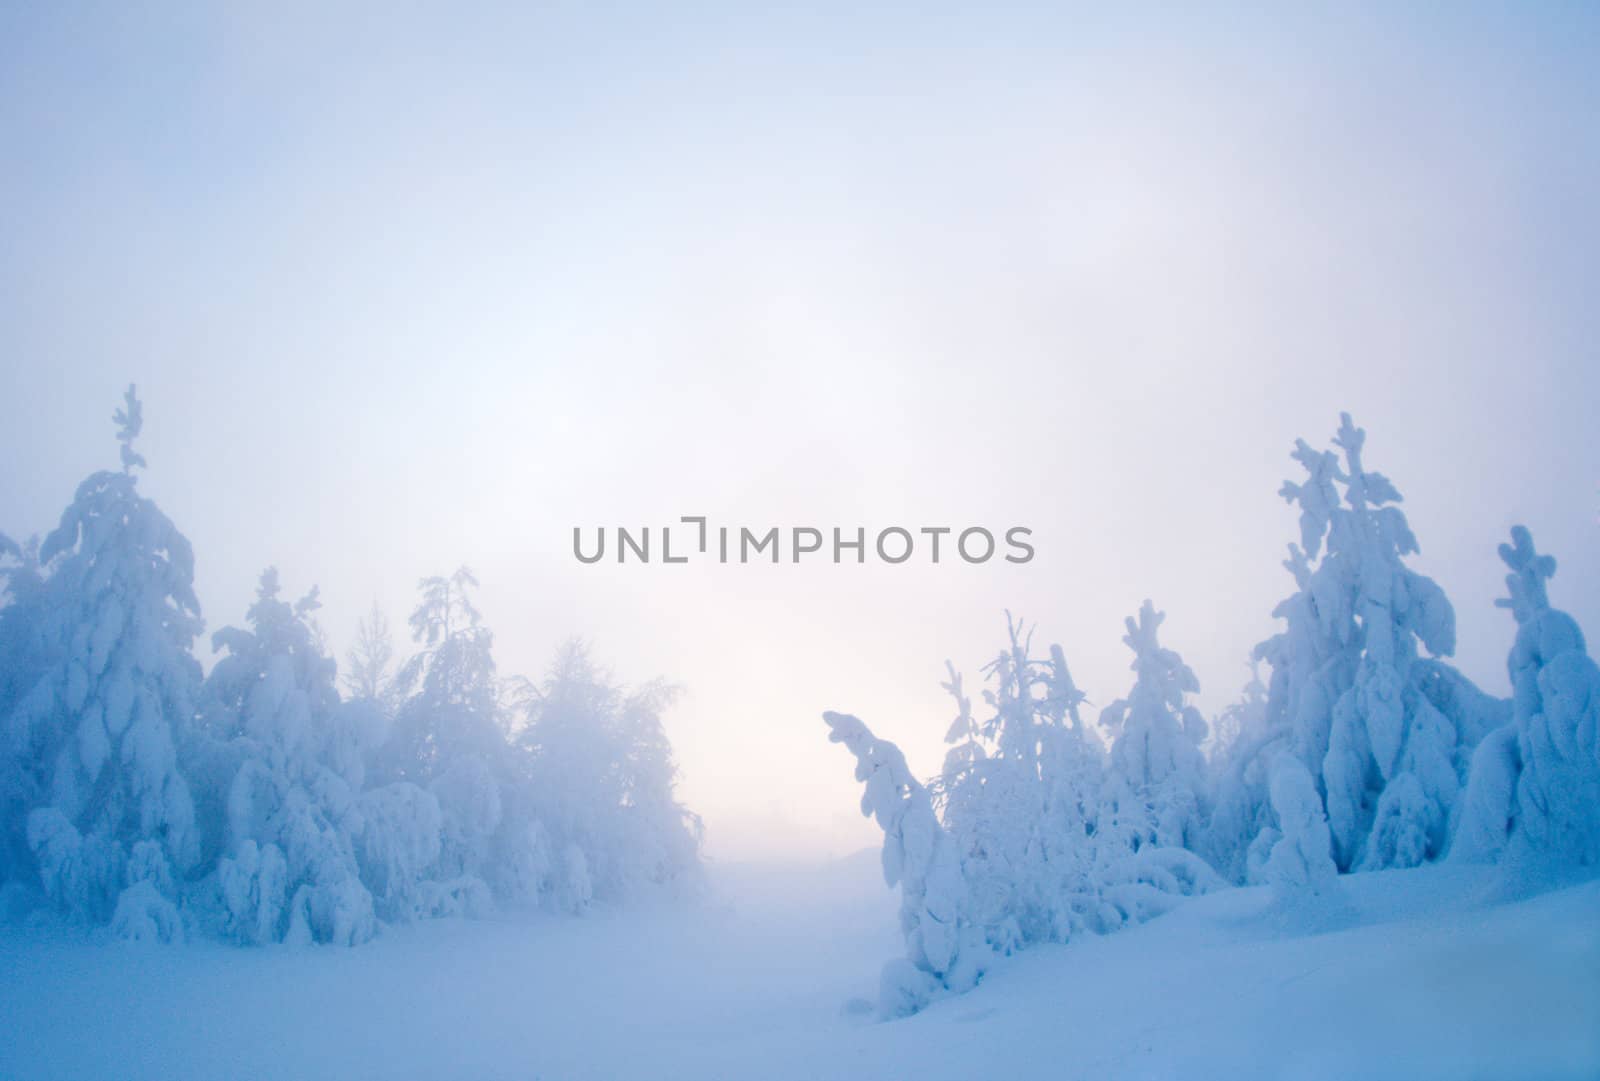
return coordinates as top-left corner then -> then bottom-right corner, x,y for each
1259,414 -> 1492,871
1453,527 -> 1600,868
936,616 -> 1106,950
369,568 -> 509,914
827,615 -> 1224,1016
198,569 -> 377,944
515,641 -> 702,907
1101,600 -> 1209,851
1200,663 -> 1285,884
825,710 -> 978,1017
0,534 -> 50,886
1263,754 -> 1342,916
378,568 -> 503,784
5,386 -> 199,933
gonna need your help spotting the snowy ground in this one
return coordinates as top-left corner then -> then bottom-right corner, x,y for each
2,854 -> 1597,1081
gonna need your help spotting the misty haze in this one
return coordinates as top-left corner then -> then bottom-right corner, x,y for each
1,5 -> 1598,1080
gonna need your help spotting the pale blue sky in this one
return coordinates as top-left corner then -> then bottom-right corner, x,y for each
2,3 -> 1597,857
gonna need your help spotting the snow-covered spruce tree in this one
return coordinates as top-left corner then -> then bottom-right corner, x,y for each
514,641 -> 702,909
1452,527 -> 1600,869
1256,414 -> 1502,872
1101,601 -> 1208,852
937,620 -> 1047,951
1262,754 -> 1344,924
193,569 -> 378,945
936,657 -> 1021,947
367,567 -> 509,919
825,710 -> 979,1017
0,534 -> 51,892
1199,663 -> 1285,885
1090,603 -> 1224,927
828,617 -> 1224,1014
935,615 -> 1108,951
1035,643 -> 1106,861
378,568 -> 503,785
3,386 -> 198,937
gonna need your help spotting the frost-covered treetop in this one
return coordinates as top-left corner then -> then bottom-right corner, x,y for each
980,611 -> 1037,762
1280,412 -> 1418,568
395,566 -> 495,708
1043,643 -> 1088,731
210,568 -> 329,682
1280,438 -> 1341,560
1273,412 -> 1453,662
1119,600 -> 1200,713
1331,412 -> 1404,514
1328,412 -> 1422,575
409,566 -> 482,647
1496,525 -> 1556,625
37,414 -> 200,620
113,383 -> 146,475
941,661 -> 977,745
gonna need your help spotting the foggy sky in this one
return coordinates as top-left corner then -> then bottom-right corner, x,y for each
2,3 -> 1597,859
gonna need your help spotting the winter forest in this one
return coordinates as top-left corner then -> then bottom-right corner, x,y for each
826,412 -> 1600,1017
6,5 -> 1600,1079
1,388 -> 704,946
3,387 -> 1598,1079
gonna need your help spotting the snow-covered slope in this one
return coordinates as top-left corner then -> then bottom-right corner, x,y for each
1,854 -> 1595,1081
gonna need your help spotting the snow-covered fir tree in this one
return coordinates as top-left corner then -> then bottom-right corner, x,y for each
1199,663 -> 1284,884
368,567 -> 517,917
1262,753 -> 1344,925
3,386 -> 199,936
1101,600 -> 1209,852
514,641 -> 702,908
193,569 -> 378,945
1253,414 -> 1500,872
825,710 -> 977,1017
0,387 -> 711,946
827,615 -> 1224,1015
935,616 -> 1111,951
0,534 -> 49,888
1453,527 -> 1600,869
379,567 -> 503,785
939,618 -> 1057,950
